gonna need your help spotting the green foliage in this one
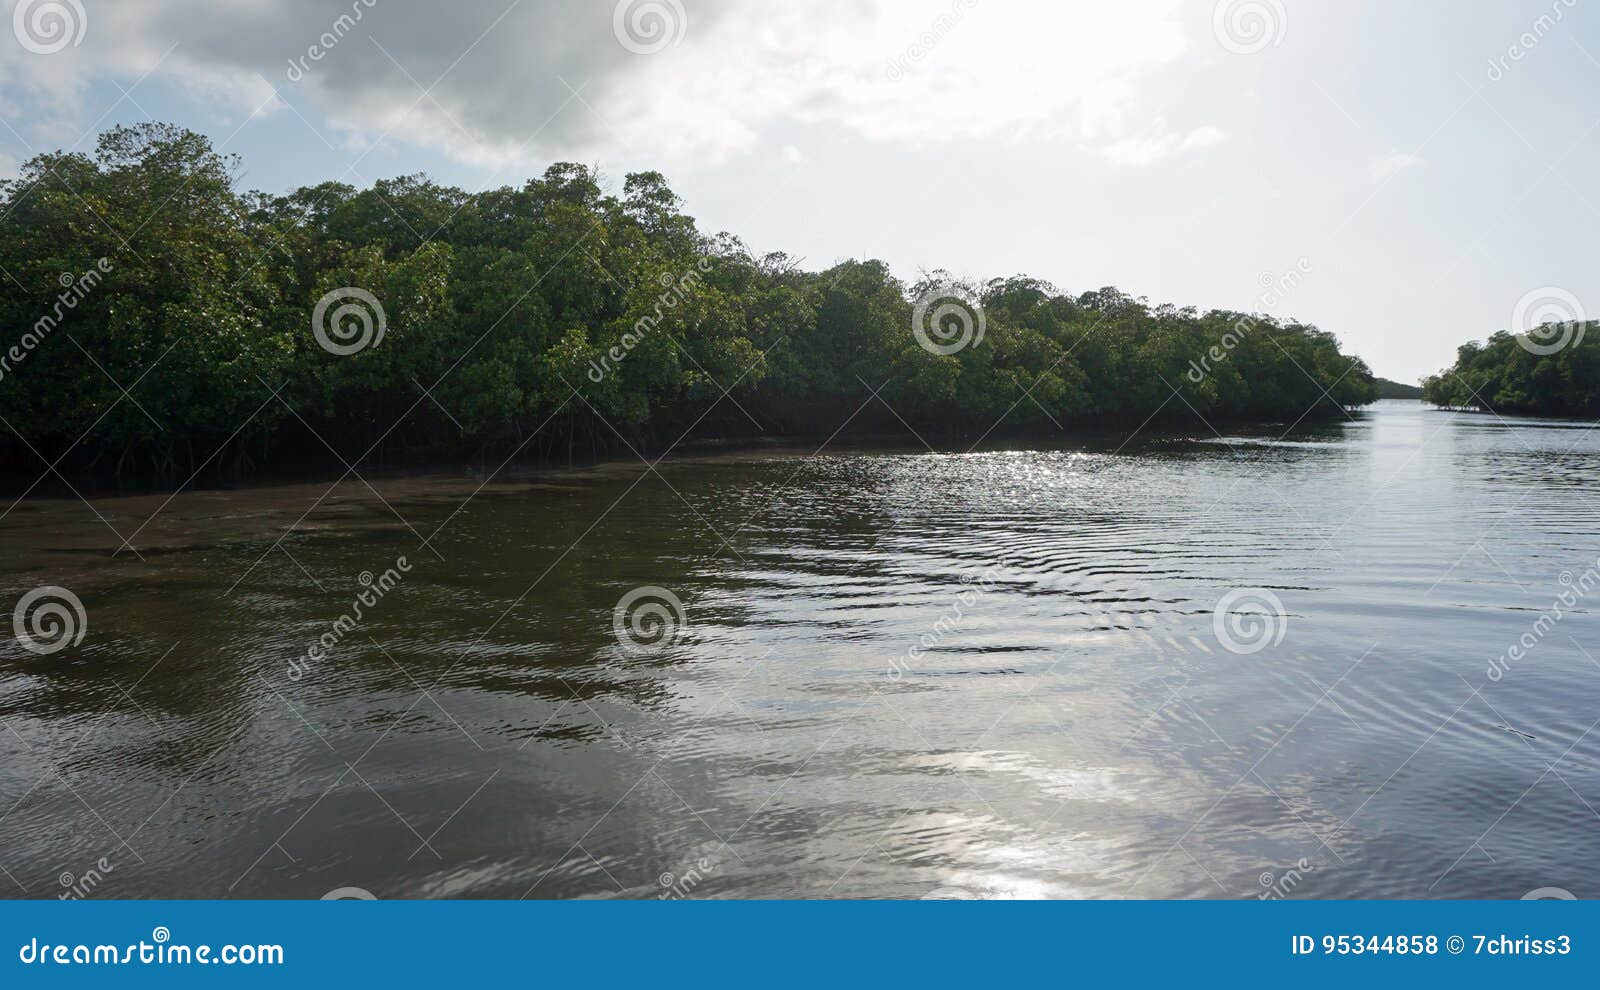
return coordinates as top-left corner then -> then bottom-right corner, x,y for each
0,123 -> 1379,483
1422,328 -> 1600,416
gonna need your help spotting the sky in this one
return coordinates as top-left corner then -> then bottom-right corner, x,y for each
1,0 -> 1597,384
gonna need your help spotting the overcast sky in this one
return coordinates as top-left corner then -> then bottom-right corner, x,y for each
3,0 -> 1597,383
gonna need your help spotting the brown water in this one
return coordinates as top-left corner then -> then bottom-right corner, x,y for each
2,400 -> 1599,899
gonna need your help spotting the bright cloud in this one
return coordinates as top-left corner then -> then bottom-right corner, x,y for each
0,0 -> 1209,169
1101,122 -> 1225,167
1371,151 -> 1425,181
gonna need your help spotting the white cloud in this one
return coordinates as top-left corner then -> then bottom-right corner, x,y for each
1101,122 -> 1226,167
1371,151 -> 1424,180
0,0 -> 1210,171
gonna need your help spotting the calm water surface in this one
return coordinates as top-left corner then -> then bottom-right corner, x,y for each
3,400 -> 1598,899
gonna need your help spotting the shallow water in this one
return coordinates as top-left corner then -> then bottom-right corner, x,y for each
2,399 -> 1598,899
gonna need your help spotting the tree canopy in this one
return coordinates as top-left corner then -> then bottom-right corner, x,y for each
0,123 -> 1378,484
1423,327 -> 1600,416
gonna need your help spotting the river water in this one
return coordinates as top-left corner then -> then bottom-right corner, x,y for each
2,399 -> 1597,899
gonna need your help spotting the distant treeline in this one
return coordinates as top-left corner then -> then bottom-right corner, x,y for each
1423,327 -> 1600,416
1375,378 -> 1424,400
0,123 -> 1378,484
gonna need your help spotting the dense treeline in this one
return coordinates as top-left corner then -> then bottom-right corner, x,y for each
0,123 -> 1377,484
1422,328 -> 1600,416
1375,378 -> 1423,400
